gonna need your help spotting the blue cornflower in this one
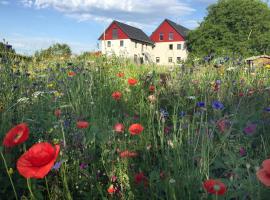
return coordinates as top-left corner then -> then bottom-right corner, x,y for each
179,111 -> 186,117
212,101 -> 224,110
52,161 -> 63,171
264,107 -> 270,112
160,108 -> 169,118
197,101 -> 205,107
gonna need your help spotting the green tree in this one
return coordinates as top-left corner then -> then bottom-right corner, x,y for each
186,0 -> 270,57
35,43 -> 72,59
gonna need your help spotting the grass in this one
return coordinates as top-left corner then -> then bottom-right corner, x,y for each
1,54 -> 270,199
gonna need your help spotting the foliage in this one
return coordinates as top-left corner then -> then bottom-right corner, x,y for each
1,55 -> 270,199
34,43 -> 72,60
186,0 -> 270,57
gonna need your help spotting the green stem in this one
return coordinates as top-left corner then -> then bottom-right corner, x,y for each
0,152 -> 18,200
45,177 -> 51,200
27,178 -> 35,200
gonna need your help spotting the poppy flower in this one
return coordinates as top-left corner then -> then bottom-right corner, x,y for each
117,72 -> 124,78
17,142 -> 60,179
257,159 -> 270,186
77,121 -> 89,129
128,78 -> 138,86
129,123 -> 144,135
203,179 -> 227,195
134,172 -> 148,187
149,85 -> 155,92
54,109 -> 61,117
119,150 -> 138,158
3,123 -> 29,148
212,101 -> 224,110
113,123 -> 125,133
244,123 -> 256,135
107,184 -> 116,194
112,91 -> 122,101
68,71 -> 76,77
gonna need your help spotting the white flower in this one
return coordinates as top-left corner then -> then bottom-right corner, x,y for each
32,91 -> 45,98
187,96 -> 196,100
169,178 -> 176,184
17,97 -> 29,103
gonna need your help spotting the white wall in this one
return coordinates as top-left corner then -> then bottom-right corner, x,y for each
100,40 -> 187,65
151,41 -> 188,65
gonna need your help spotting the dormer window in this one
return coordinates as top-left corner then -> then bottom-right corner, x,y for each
159,33 -> 164,41
112,28 -> 118,39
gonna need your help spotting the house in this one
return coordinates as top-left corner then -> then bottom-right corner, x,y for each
246,55 -> 270,67
150,19 -> 189,65
98,19 -> 189,65
98,20 -> 154,64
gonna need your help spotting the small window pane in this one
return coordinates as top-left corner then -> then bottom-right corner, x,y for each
120,40 -> 124,47
177,57 -> 181,63
177,44 -> 182,50
168,57 -> 172,63
156,57 -> 160,63
112,29 -> 118,39
159,33 -> 164,41
169,44 -> 173,50
107,41 -> 111,47
169,32 -> 174,40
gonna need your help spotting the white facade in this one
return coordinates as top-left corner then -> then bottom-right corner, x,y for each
100,39 -> 188,65
100,39 -> 154,64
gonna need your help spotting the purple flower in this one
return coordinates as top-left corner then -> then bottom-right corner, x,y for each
52,161 -> 63,171
179,111 -> 186,117
239,147 -> 246,157
244,123 -> 257,135
197,101 -> 205,107
216,80 -> 221,85
264,107 -> 270,112
80,163 -> 88,169
212,101 -> 224,110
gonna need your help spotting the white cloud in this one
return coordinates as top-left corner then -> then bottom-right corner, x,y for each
1,33 -> 95,55
0,0 -> 10,5
20,0 -> 195,26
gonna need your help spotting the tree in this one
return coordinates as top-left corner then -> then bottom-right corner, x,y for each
186,0 -> 270,57
35,43 -> 72,59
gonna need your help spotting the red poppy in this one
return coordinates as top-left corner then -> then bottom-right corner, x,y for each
128,78 -> 138,86
257,159 -> 270,187
68,71 -> 76,77
107,184 -> 116,194
134,172 -> 148,187
54,109 -> 61,117
3,123 -> 29,148
119,150 -> 138,158
117,72 -> 125,78
129,123 -> 144,135
17,142 -> 60,179
149,85 -> 155,92
203,179 -> 227,195
77,121 -> 89,129
112,91 -> 122,101
113,123 -> 125,133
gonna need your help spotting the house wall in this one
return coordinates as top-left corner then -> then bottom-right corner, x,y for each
100,39 -> 153,63
151,41 -> 188,65
99,22 -> 129,40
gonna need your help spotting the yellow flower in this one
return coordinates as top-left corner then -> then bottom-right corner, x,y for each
47,83 -> 54,88
265,65 -> 270,70
8,168 -> 14,175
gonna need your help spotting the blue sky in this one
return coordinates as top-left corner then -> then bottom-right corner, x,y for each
0,0 -> 248,54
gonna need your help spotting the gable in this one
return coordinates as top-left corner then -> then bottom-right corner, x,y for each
150,20 -> 186,42
99,22 -> 129,40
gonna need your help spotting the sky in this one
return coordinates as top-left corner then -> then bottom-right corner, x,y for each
0,0 -> 247,55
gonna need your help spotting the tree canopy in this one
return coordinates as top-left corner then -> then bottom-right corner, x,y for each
186,0 -> 270,57
34,43 -> 72,59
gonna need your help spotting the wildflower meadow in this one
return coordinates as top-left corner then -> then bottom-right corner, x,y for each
1,54 -> 270,200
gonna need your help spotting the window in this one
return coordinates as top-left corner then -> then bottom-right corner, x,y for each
107,41 -> 111,47
177,44 -> 182,50
135,42 -> 137,48
134,54 -> 138,63
159,33 -> 164,41
120,40 -> 124,47
169,44 -> 173,50
142,44 -> 144,51
156,57 -> 160,63
177,57 -> 181,63
112,28 -> 118,39
168,57 -> 173,63
169,32 -> 174,40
